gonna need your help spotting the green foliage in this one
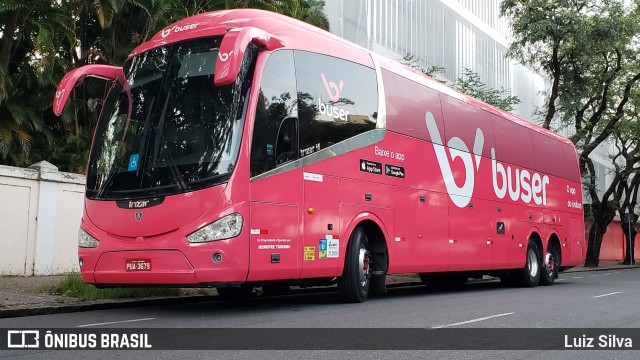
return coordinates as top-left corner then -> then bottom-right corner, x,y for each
501,0 -> 640,266
49,273 -> 181,301
0,0 -> 329,172
402,54 -> 521,112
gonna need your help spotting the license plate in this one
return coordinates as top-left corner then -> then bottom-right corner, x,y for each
125,259 -> 151,271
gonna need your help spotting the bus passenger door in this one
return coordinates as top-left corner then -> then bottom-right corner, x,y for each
247,50 -> 303,281
300,172 -> 341,278
248,170 -> 302,282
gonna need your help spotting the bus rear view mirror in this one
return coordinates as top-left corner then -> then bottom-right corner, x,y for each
214,27 -> 283,87
53,65 -> 124,116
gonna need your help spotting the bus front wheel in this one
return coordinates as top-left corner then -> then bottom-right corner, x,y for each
338,227 -> 371,303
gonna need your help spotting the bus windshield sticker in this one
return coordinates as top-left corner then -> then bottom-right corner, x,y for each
128,154 -> 140,171
304,246 -> 315,261
385,164 -> 405,178
360,159 -> 382,175
319,239 -> 327,259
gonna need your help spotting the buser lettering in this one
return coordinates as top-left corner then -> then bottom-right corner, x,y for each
491,149 -> 549,205
318,98 -> 350,121
426,111 -> 551,207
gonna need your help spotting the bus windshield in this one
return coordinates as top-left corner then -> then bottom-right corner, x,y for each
86,37 -> 253,200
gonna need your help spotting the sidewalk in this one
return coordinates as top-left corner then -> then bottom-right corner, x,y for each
1,262 -> 638,318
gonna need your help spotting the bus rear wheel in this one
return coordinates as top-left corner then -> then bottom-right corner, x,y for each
540,244 -> 559,286
338,227 -> 371,303
516,240 -> 541,287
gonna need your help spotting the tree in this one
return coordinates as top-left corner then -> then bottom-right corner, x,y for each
401,54 -> 521,112
0,1 -> 75,165
501,0 -> 640,266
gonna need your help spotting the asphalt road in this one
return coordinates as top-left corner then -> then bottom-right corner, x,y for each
2,268 -> 640,359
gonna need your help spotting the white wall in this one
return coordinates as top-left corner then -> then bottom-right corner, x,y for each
0,161 -> 84,275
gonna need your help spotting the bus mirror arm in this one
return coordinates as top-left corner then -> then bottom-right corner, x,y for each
53,65 -> 125,116
214,27 -> 283,87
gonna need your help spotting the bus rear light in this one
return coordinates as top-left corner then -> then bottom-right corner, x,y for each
78,228 -> 99,248
187,213 -> 243,243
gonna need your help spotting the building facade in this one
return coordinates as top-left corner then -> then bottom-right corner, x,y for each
324,0 -> 546,122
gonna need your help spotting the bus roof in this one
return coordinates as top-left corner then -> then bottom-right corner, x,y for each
131,8 -> 574,149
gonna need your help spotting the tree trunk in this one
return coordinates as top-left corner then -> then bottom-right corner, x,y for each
621,217 -> 637,265
0,10 -> 19,71
585,218 -> 607,267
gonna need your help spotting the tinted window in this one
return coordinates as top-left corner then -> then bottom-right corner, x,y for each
86,37 -> 254,199
250,50 -> 298,176
294,51 -> 377,158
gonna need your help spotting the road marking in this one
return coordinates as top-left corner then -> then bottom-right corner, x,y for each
602,272 -> 612,276
77,318 -> 156,327
556,278 -> 565,281
573,276 -> 583,279
590,274 -> 599,277
432,312 -> 514,329
592,292 -> 622,299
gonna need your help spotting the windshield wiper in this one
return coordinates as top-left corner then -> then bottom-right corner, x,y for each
151,88 -> 188,191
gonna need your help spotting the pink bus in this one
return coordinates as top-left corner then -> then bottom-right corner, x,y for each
53,9 -> 585,302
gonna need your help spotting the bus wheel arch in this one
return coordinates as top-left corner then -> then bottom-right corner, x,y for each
540,233 -> 561,286
338,218 -> 389,302
502,231 -> 542,287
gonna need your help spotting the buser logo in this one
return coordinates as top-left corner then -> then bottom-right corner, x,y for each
319,73 -> 350,121
425,112 -> 550,208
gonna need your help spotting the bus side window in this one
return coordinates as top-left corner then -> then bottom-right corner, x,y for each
294,51 -> 377,158
250,50 -> 298,176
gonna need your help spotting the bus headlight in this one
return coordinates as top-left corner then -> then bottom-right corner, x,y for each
78,228 -> 99,248
187,213 -> 243,243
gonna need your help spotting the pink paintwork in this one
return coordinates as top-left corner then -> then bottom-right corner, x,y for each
54,9 -> 585,289
53,65 -> 124,116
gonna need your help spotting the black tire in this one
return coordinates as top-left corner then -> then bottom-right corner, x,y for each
420,272 -> 468,288
540,243 -> 560,286
337,227 -> 371,303
216,285 -> 254,301
515,240 -> 541,287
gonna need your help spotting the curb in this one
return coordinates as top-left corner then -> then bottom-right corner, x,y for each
1,266 -> 638,318
0,295 -> 217,319
564,265 -> 640,273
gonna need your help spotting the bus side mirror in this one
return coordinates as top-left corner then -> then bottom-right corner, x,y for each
53,65 -> 124,116
214,27 -> 283,87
